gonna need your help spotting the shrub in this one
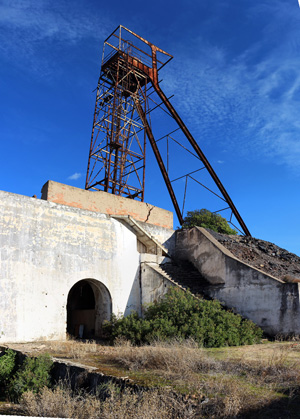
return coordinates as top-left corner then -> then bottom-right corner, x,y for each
8,353 -> 53,402
0,349 -> 16,386
103,288 -> 262,347
182,208 -> 237,235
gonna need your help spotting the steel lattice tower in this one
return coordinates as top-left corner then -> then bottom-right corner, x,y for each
85,26 -> 251,236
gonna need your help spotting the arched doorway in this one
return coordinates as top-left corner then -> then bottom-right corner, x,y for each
67,279 -> 112,338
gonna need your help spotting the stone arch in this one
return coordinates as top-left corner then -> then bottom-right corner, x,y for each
67,279 -> 112,338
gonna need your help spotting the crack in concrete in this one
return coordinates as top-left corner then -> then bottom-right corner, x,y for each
145,204 -> 154,223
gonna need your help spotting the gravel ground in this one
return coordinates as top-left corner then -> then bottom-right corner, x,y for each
207,229 -> 300,282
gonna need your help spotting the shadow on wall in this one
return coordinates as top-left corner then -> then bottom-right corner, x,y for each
67,279 -> 112,339
124,266 -> 141,317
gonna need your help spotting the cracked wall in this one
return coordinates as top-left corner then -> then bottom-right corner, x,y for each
41,181 -> 173,229
0,189 -> 142,343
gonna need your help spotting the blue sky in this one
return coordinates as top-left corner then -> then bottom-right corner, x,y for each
1,0 -> 300,255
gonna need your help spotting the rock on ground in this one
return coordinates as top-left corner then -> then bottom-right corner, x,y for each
207,229 -> 300,282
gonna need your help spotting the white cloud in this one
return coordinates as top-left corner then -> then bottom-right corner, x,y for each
0,0 -> 110,76
2,0 -> 300,174
68,172 -> 82,180
161,1 -> 300,174
0,0 -> 108,42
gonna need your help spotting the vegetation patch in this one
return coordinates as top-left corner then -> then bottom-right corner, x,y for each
0,349 -> 16,388
182,208 -> 237,235
103,287 -> 263,347
0,350 -> 53,403
20,383 -> 192,419
1,340 -> 300,418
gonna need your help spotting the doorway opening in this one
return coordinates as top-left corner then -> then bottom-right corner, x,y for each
67,279 -> 111,338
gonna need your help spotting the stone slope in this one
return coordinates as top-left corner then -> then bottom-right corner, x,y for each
207,229 -> 300,282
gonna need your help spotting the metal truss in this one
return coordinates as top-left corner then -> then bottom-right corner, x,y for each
85,32 -> 149,200
85,25 -> 251,236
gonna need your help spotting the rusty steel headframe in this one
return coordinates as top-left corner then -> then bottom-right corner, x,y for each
85,25 -> 251,236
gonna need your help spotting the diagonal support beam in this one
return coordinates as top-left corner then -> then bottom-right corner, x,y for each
134,98 -> 184,225
123,42 -> 251,236
152,83 -> 251,236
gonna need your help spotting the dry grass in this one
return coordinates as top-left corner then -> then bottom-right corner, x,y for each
20,383 -> 191,419
21,385 -> 101,419
19,378 -> 273,419
6,340 -> 300,418
112,339 -> 300,417
114,339 -> 300,382
114,338 -> 218,374
48,339 -> 98,359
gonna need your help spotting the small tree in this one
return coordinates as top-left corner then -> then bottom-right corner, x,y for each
182,209 -> 237,235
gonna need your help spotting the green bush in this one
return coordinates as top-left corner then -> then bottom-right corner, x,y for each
8,354 -> 53,402
104,288 -> 262,347
182,208 -> 237,235
0,349 -> 16,386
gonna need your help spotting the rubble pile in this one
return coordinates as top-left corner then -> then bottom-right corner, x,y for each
208,230 -> 300,282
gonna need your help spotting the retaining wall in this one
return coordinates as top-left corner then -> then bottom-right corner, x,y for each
175,227 -> 300,335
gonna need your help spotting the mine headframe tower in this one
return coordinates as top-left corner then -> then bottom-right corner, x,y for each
85,25 -> 251,236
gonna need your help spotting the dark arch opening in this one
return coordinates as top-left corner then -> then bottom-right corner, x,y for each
72,283 -> 95,310
67,279 -> 112,339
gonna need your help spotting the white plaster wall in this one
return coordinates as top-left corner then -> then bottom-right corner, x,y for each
0,190 -> 140,343
140,262 -> 171,311
136,221 -> 175,255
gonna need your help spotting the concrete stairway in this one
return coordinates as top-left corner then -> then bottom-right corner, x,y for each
158,260 -> 210,297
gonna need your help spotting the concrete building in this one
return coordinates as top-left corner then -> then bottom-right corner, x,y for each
0,181 -> 174,343
1,181 -> 300,343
